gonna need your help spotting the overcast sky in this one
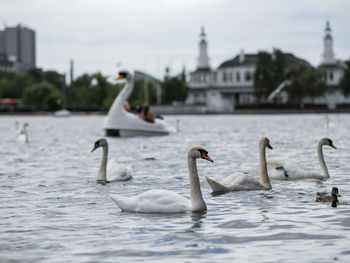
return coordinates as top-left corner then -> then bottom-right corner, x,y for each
1,0 -> 349,80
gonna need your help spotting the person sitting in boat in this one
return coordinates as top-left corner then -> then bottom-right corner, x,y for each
123,101 -> 132,112
138,104 -> 155,123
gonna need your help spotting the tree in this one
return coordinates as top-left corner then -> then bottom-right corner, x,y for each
340,60 -> 350,96
44,90 -> 65,111
43,70 -> 65,91
26,68 -> 43,83
90,72 -> 109,107
161,67 -> 188,104
0,78 -> 11,98
22,82 -> 57,110
286,65 -> 328,104
67,74 -> 92,108
253,51 -> 274,102
103,84 -> 120,109
0,70 -> 29,98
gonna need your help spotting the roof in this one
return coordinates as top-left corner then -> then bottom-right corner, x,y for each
218,54 -> 258,68
218,52 -> 310,69
191,67 -> 211,74
319,61 -> 345,69
0,98 -> 22,104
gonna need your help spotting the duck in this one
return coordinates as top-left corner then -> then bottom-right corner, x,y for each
267,137 -> 336,180
91,138 -> 132,183
205,136 -> 272,194
109,146 -> 213,213
17,123 -> 29,143
316,187 -> 340,207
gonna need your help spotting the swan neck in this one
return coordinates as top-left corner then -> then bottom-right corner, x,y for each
188,157 -> 206,212
105,76 -> 134,123
317,141 -> 329,178
23,127 -> 28,143
98,145 -> 108,181
115,78 -> 134,109
259,143 -> 271,189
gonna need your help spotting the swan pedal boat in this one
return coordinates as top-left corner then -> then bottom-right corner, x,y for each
104,70 -> 174,137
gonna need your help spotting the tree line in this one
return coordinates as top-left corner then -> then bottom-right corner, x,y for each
0,67 -> 189,112
1,50 -> 350,111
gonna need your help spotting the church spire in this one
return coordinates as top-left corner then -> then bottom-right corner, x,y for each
321,20 -> 336,64
197,26 -> 210,69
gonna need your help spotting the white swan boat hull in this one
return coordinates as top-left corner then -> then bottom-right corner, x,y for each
104,112 -> 173,137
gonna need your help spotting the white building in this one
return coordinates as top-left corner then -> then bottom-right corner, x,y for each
308,21 -> 349,109
187,22 -> 349,111
186,27 -> 256,112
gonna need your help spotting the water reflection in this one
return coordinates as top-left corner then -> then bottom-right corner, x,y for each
190,211 -> 206,229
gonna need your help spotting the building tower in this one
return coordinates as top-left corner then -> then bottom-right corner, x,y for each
321,21 -> 336,64
197,27 -> 210,69
0,24 -> 35,72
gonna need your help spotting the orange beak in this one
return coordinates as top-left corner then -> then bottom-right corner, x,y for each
115,75 -> 125,80
201,152 -> 213,163
330,143 -> 337,149
91,144 -> 99,152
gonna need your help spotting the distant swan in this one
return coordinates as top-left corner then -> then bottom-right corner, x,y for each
17,123 -> 29,143
91,138 -> 132,183
205,136 -> 272,194
109,146 -> 213,213
267,137 -> 336,180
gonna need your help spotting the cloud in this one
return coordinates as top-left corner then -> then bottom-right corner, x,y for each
1,0 -> 349,79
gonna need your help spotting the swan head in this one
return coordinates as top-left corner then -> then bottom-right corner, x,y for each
259,136 -> 273,149
91,137 -> 108,152
320,137 -> 337,149
115,70 -> 133,81
188,146 -> 213,162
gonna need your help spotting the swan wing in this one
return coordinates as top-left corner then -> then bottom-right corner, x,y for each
17,134 -> 27,143
268,159 -> 322,180
107,162 -> 133,181
110,189 -> 190,213
230,173 -> 265,190
206,173 -> 264,193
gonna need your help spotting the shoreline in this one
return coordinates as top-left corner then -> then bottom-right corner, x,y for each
1,108 -> 350,116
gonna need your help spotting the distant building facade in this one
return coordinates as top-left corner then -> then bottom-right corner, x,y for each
186,22 -> 349,111
0,24 -> 36,72
186,27 -> 307,112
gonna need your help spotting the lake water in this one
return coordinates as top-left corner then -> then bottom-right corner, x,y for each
1,113 -> 350,262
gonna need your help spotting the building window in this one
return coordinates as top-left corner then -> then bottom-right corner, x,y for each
245,71 -> 252,81
329,71 -> 333,81
236,72 -> 240,82
223,71 -> 227,82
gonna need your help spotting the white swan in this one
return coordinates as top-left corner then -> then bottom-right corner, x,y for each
17,123 -> 29,143
205,136 -> 272,194
91,138 -> 133,183
267,137 -> 336,180
109,146 -> 213,213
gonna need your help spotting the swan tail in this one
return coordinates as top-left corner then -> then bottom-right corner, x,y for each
205,176 -> 229,193
109,194 -> 136,212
